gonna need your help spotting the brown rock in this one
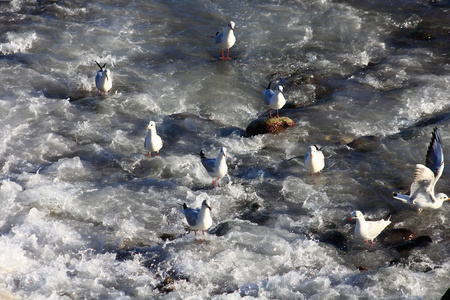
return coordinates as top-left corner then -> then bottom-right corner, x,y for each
377,228 -> 416,246
246,117 -> 295,136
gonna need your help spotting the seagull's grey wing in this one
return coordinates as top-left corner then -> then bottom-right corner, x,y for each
214,32 -> 223,44
425,127 -> 444,180
144,136 -> 149,148
201,157 -> 216,173
262,89 -> 274,105
410,164 -> 435,204
183,208 -> 199,227
304,152 -> 309,163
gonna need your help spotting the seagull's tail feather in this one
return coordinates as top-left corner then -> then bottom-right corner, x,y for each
95,61 -> 103,70
393,192 -> 410,204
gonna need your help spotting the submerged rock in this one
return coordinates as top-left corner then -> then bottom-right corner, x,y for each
211,222 -> 233,237
319,230 -> 348,252
347,135 -> 380,152
394,235 -> 432,252
246,116 -> 295,136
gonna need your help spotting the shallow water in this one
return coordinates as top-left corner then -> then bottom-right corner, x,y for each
0,0 -> 449,299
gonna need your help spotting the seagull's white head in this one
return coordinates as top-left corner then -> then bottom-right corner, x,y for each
436,193 -> 449,202
228,21 -> 235,31
220,147 -> 227,157
349,210 -> 363,221
308,145 -> 322,157
147,121 -> 156,130
276,85 -> 284,93
202,200 -> 212,210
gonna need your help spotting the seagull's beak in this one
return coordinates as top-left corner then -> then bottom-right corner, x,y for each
146,126 -> 149,129
348,217 -> 353,221
207,205 -> 212,210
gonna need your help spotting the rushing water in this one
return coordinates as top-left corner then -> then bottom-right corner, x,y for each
0,0 -> 449,299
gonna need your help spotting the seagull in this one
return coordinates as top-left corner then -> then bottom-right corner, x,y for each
393,127 -> 449,210
349,210 -> 391,244
304,145 -> 325,176
200,147 -> 228,188
144,121 -> 163,157
95,61 -> 112,96
214,21 -> 236,60
181,200 -> 212,237
262,82 -> 286,118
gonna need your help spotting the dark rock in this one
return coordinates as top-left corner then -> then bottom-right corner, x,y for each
347,135 -> 380,152
357,266 -> 370,272
319,231 -> 348,252
441,287 -> 450,300
246,117 -> 295,136
411,30 -> 435,41
378,228 -> 416,246
250,202 -> 263,211
394,235 -> 432,252
155,277 -> 176,293
160,233 -> 177,241
211,222 -> 233,237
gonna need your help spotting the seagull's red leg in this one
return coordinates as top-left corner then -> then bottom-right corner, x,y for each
276,110 -> 280,118
221,49 -> 225,60
226,48 -> 230,59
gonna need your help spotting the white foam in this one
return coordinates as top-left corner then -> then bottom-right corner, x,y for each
0,31 -> 36,54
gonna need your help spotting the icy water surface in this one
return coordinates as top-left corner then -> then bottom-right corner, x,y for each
0,0 -> 449,299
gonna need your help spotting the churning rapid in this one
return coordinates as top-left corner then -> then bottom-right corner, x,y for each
0,0 -> 449,299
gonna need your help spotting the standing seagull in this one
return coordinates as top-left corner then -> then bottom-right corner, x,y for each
181,200 -> 213,237
214,21 -> 236,60
304,145 -> 325,176
144,121 -> 163,157
262,82 -> 286,118
393,127 -> 449,210
95,61 -> 112,96
200,147 -> 228,188
349,210 -> 391,244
